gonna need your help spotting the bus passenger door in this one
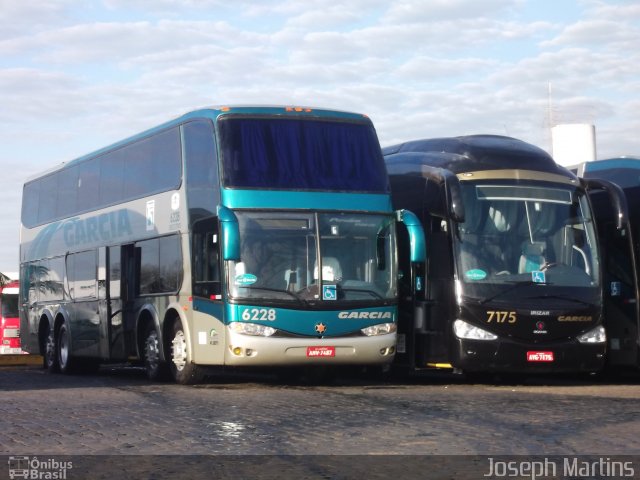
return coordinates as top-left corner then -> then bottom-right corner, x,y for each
590,190 -> 638,367
601,223 -> 638,367
99,246 -> 128,361
394,215 -> 429,371
421,222 -> 454,367
119,244 -> 139,359
97,247 -> 110,359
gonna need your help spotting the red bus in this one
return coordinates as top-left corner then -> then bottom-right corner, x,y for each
0,279 -> 21,354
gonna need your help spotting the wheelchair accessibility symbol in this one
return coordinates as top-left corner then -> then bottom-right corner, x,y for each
323,284 -> 337,300
531,271 -> 546,284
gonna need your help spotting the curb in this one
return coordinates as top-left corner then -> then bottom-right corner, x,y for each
0,354 -> 43,366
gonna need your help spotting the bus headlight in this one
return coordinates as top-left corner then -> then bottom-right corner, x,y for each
230,322 -> 277,337
361,323 -> 397,336
577,325 -> 606,344
453,319 -> 498,341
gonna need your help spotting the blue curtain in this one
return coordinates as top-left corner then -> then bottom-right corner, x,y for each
219,118 -> 389,192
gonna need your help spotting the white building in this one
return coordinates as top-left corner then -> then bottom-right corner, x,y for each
551,123 -> 596,167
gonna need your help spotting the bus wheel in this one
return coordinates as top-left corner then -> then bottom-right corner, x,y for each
57,322 -> 75,374
44,326 -> 59,373
143,327 -> 168,381
169,319 -> 204,385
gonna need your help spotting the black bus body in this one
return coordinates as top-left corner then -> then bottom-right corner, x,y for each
577,157 -> 640,369
384,135 -> 626,374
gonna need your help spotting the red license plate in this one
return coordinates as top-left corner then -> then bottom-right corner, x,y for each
527,351 -> 554,362
307,346 -> 335,358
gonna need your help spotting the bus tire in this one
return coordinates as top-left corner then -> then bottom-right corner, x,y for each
43,325 -> 59,373
143,326 -> 168,381
57,322 -> 75,374
169,319 -> 204,385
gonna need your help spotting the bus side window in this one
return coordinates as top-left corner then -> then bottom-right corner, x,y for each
192,217 -> 221,299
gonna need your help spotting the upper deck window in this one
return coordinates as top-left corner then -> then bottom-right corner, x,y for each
22,126 -> 181,228
218,117 -> 389,193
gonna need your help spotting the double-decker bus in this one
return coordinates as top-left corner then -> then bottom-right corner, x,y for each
20,105 -> 425,383
0,275 -> 21,354
383,135 -> 626,374
574,157 -> 640,369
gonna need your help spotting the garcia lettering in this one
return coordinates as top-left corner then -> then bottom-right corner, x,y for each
63,210 -> 133,247
338,311 -> 393,320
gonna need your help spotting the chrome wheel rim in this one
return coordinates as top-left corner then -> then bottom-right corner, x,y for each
171,330 -> 187,372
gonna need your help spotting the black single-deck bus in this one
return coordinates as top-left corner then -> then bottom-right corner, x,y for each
384,135 -> 626,374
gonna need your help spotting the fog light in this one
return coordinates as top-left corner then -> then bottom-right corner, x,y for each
389,346 -> 395,355
232,346 -> 242,356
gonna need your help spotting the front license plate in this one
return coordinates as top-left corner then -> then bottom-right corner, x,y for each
307,346 -> 335,358
527,351 -> 554,362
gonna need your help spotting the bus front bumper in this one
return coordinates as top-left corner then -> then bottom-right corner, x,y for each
223,329 -> 397,366
452,337 -> 606,373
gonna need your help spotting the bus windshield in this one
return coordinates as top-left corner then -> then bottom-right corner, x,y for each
454,182 -> 600,295
218,116 -> 389,192
228,212 -> 397,304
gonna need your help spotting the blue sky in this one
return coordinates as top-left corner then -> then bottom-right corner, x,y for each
1,0 -> 639,271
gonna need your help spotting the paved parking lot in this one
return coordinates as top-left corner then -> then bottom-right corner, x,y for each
1,365 -> 639,478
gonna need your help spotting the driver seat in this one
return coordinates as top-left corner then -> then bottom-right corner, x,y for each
518,242 -> 546,273
313,257 -> 343,282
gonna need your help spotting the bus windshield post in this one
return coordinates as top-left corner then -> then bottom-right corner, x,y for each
582,178 -> 628,230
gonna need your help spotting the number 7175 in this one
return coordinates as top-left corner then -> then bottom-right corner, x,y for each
486,311 -> 516,323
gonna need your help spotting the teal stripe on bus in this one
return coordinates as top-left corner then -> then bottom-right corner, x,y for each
221,189 -> 393,212
225,304 -> 397,337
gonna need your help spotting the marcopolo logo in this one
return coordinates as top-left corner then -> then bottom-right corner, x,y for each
8,456 -> 73,479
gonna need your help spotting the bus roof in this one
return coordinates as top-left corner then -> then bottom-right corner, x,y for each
383,134 -> 575,180
575,157 -> 640,189
25,105 -> 371,184
582,157 -> 640,172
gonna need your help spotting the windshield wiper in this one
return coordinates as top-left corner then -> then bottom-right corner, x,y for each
338,287 -> 384,300
479,280 -> 551,305
526,293 -> 595,308
241,286 -> 307,304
